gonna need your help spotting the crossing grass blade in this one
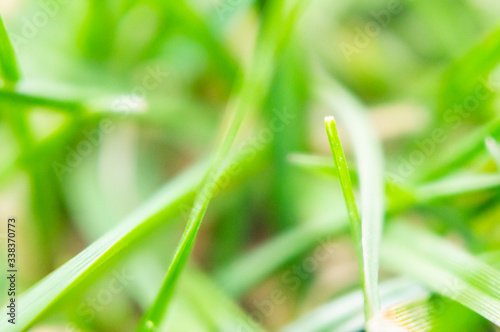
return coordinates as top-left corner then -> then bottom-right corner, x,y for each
0,13 -> 20,84
321,80 -> 385,321
382,222 -> 500,326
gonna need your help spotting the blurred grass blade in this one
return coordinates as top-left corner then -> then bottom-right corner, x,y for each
382,222 -> 500,326
438,24 -> 500,123
416,117 -> 500,181
321,80 -> 385,320
288,152 -> 360,185
0,88 -> 85,114
368,296 -> 486,332
486,137 -> 500,169
0,13 -> 20,84
136,1 -> 310,329
216,213 -> 348,297
178,268 -> 267,332
414,172 -> 500,201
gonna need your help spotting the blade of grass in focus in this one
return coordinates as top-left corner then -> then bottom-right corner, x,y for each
136,0 -> 310,329
324,116 -> 379,321
382,222 -> 500,326
321,79 -> 385,321
0,13 -> 20,84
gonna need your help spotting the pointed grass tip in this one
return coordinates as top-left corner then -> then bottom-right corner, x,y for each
325,115 -> 336,124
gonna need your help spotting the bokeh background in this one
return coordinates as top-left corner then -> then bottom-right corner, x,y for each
1,0 -> 500,331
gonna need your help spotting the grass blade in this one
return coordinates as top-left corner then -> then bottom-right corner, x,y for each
324,116 -> 378,320
0,13 -> 20,84
414,172 -> 500,201
321,80 -> 385,321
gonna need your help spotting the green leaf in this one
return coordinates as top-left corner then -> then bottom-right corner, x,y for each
0,14 -> 20,84
382,222 -> 500,326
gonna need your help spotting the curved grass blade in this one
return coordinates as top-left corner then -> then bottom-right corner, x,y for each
0,13 -> 20,84
135,1 -> 310,330
321,81 -> 385,321
382,222 -> 500,326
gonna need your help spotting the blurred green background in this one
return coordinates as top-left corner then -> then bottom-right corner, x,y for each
1,0 -> 500,331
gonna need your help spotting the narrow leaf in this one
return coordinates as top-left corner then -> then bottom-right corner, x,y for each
0,13 -> 20,84
321,79 -> 385,320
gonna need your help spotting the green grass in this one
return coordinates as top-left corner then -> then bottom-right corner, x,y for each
1,0 -> 500,331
